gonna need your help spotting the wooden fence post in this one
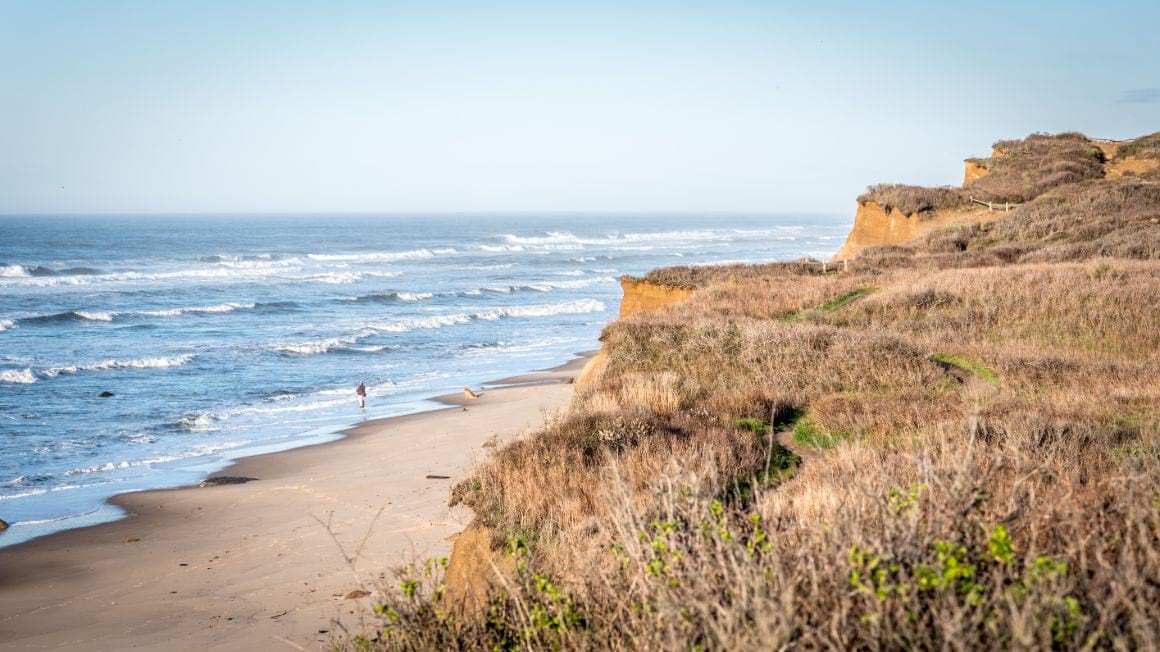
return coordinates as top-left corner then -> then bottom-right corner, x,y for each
822,261 -> 827,273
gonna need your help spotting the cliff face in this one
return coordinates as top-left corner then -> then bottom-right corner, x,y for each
441,522 -> 514,619
617,276 -> 694,318
832,202 -> 993,262
575,277 -> 693,388
963,160 -> 989,185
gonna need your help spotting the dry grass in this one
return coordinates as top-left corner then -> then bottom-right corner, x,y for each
857,179 -> 1160,271
858,184 -> 966,216
639,259 -> 830,289
967,133 -> 1106,203
1115,132 -> 1160,161
345,135 -> 1160,649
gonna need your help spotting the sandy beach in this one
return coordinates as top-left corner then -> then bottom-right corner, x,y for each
0,356 -> 585,651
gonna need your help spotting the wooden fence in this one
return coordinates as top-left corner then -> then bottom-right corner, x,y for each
969,196 -> 1018,212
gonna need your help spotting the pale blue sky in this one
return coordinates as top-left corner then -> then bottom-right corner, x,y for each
1,1 -> 1157,214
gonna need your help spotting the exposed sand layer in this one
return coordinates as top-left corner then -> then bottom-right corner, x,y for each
0,358 -> 584,651
831,201 -> 994,262
616,276 -> 693,318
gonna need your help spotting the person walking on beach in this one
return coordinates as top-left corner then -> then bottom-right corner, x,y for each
356,382 -> 367,408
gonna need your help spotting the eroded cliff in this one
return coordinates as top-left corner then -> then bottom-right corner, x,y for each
831,201 -> 990,262
575,277 -> 693,388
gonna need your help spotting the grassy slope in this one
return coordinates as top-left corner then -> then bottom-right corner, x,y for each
357,133 -> 1160,650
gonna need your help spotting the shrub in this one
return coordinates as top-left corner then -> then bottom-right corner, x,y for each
967,132 -> 1105,203
1114,131 -> 1160,161
858,184 -> 966,215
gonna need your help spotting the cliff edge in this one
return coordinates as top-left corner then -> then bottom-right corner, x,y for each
575,277 -> 692,387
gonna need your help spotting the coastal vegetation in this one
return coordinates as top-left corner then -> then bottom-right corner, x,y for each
350,131 -> 1160,649
857,183 -> 966,216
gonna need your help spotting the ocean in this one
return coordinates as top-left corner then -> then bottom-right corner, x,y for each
0,214 -> 847,546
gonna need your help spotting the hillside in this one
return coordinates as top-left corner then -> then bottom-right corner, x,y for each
835,132 -> 1160,261
355,132 -> 1160,649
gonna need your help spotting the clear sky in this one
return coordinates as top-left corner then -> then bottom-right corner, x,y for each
1,0 -> 1157,215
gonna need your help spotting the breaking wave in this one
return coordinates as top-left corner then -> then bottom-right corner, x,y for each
306,248 -> 456,263
277,299 -> 605,356
0,368 -> 37,384
39,354 -> 197,379
18,303 -> 261,325
350,291 -> 434,303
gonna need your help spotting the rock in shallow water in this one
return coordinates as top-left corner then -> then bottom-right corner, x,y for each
198,476 -> 258,488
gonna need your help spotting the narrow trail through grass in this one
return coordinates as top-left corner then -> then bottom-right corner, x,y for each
930,353 -> 1000,386
782,285 -> 877,322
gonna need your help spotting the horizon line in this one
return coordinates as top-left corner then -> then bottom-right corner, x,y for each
0,210 -> 847,218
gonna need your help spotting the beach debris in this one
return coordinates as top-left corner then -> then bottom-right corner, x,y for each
343,589 -> 370,600
98,391 -> 115,397
124,537 -> 140,543
0,518 -> 7,531
463,386 -> 481,399
426,474 -> 451,480
198,476 -> 258,488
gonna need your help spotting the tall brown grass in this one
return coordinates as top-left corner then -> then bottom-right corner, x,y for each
967,133 -> 1106,203
1115,132 -> 1160,161
857,184 -> 966,216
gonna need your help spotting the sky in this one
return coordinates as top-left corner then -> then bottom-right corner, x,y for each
1,0 -> 1157,215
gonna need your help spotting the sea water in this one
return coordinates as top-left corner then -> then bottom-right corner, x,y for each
0,214 -> 847,546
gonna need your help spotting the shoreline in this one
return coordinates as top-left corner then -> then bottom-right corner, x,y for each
0,353 -> 589,651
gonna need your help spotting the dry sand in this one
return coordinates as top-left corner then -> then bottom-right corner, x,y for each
0,357 -> 585,651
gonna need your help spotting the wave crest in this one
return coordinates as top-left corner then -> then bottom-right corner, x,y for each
40,354 -> 196,378
0,368 -> 37,384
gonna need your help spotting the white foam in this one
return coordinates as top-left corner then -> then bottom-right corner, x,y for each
0,264 -> 308,288
275,299 -> 606,357
457,263 -> 516,270
528,276 -> 616,291
306,248 -> 456,263
137,302 -> 257,317
371,313 -> 474,333
395,292 -> 434,302
226,380 -> 397,418
277,336 -> 355,356
501,231 -> 580,246
289,271 -> 402,284
499,229 -> 735,249
62,440 -> 255,477
73,310 -> 115,322
473,299 -> 605,321
476,244 -> 526,253
0,368 -> 37,384
0,265 -> 28,277
0,319 -> 15,332
40,354 -> 196,378
213,256 -> 302,269
481,276 -> 615,294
